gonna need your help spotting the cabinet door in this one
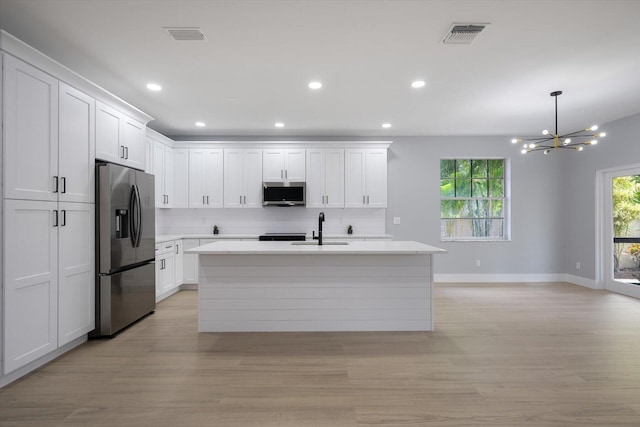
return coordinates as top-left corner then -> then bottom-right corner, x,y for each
365,149 -> 387,208
174,240 -> 184,286
59,83 -> 95,204
95,101 -> 122,164
122,117 -> 145,170
164,147 -> 174,207
204,149 -> 224,208
3,55 -> 59,202
3,199 -> 58,374
262,149 -> 285,182
188,149 -> 207,208
153,141 -> 166,208
305,149 -> 326,208
223,150 -> 244,208
243,149 -> 263,208
324,149 -> 345,208
182,239 -> 200,284
172,149 -> 189,208
158,253 -> 175,296
344,149 -> 366,208
58,202 -> 95,346
144,137 -> 154,174
284,149 -> 306,181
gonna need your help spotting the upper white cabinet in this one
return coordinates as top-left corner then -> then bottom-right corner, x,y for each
152,140 -> 173,208
96,100 -> 145,170
3,54 -> 59,202
3,56 -> 95,204
172,149 -> 189,208
224,149 -> 263,208
345,149 -> 387,208
263,149 -> 306,182
306,149 -> 344,208
58,82 -> 96,204
189,149 -> 223,208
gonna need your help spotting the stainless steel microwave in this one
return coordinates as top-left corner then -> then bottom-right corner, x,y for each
262,182 -> 306,206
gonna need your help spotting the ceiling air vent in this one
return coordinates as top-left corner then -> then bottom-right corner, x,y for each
164,27 -> 207,41
442,23 -> 489,45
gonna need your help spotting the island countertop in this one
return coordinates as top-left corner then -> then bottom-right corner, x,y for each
186,240 -> 447,255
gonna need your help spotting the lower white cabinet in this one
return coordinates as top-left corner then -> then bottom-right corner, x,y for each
182,239 -> 200,284
3,199 -> 94,374
155,240 -> 177,300
174,240 -> 184,286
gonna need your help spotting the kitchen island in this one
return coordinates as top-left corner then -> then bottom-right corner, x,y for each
187,241 -> 446,332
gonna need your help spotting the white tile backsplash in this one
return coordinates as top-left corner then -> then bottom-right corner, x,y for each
157,208 -> 386,236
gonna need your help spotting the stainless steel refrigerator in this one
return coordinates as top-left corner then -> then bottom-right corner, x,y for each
92,162 -> 156,337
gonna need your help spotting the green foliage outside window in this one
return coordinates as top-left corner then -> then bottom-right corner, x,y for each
440,159 -> 506,240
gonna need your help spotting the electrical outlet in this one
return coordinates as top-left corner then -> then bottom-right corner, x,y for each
476,259 -> 481,267
576,262 -> 581,270
393,217 -> 401,225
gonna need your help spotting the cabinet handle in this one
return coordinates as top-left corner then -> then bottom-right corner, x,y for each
363,195 -> 365,204
322,195 -> 324,204
281,170 -> 283,179
61,210 -> 66,226
367,195 -> 370,205
240,195 -> 242,204
285,170 -> 288,179
61,177 -> 66,194
203,195 -> 205,205
326,195 -> 328,204
120,146 -> 125,158
207,195 -> 209,204
176,244 -> 179,254
53,176 -> 59,193
243,195 -> 247,205
53,210 -> 59,227
125,146 -> 129,159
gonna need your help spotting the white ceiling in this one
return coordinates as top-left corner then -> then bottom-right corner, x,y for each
1,0 -> 640,139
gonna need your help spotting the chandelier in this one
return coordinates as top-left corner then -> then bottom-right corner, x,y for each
511,91 -> 605,155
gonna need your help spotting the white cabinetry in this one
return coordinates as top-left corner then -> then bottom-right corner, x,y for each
57,202 -> 95,346
189,149 -> 223,208
3,55 -> 59,202
3,200 -> 94,373
153,140 -> 173,208
96,100 -> 145,170
306,149 -> 344,208
172,149 -> 189,208
224,149 -> 263,208
155,241 -> 176,300
345,149 -> 387,208
174,240 -> 184,287
182,239 -> 200,284
263,149 -> 306,182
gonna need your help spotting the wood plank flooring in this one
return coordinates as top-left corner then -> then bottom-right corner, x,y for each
1,282 -> 640,426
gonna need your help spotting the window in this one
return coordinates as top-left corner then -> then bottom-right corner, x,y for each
440,158 -> 508,240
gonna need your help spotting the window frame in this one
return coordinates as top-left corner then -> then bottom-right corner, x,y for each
440,157 -> 511,242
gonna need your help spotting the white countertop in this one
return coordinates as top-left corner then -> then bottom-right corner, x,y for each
156,233 -> 394,243
186,240 -> 446,255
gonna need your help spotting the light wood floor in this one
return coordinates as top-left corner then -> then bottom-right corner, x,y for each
2,282 -> 640,426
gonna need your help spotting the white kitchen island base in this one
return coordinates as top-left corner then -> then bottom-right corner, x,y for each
190,241 -> 446,332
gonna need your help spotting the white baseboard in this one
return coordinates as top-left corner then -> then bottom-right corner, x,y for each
434,273 -> 599,288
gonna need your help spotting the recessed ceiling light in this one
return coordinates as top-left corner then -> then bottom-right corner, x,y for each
274,122 -> 285,128
382,123 -> 392,129
411,80 -> 426,89
146,83 -> 162,91
308,81 -> 322,90
195,122 -> 205,127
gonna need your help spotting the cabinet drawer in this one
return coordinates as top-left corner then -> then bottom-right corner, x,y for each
157,240 -> 176,255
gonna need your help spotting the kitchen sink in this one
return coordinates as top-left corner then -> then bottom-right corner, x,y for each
290,241 -> 349,246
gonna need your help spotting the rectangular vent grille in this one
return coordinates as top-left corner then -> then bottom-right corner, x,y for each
442,23 -> 489,45
164,27 -> 206,41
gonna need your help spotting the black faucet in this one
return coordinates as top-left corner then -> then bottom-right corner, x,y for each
312,212 -> 325,245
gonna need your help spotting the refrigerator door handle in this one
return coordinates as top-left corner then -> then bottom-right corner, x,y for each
135,184 -> 143,247
129,185 -> 138,247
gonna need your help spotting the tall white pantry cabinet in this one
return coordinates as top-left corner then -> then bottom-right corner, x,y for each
0,32 -> 152,386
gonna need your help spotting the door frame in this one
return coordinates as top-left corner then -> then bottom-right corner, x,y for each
596,163 -> 640,298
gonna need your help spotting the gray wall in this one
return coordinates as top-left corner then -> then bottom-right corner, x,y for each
563,112 -> 640,281
386,135 -> 566,275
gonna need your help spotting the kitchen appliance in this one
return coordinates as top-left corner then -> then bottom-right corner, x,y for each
259,233 -> 307,241
91,162 -> 156,337
262,182 -> 306,206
